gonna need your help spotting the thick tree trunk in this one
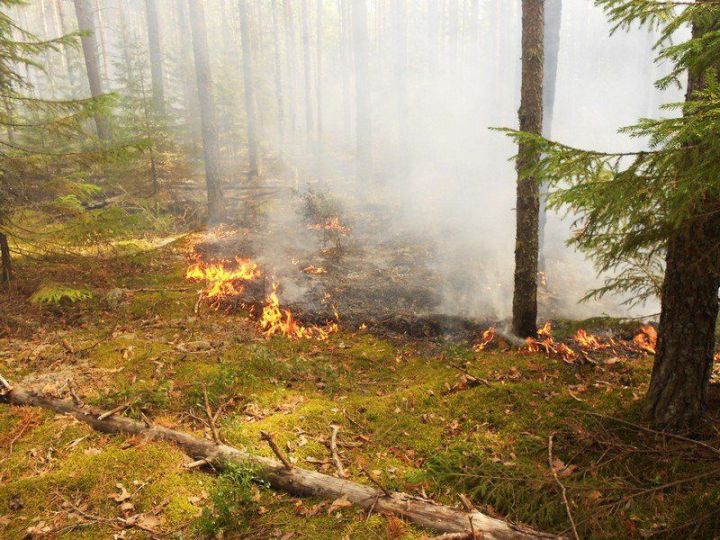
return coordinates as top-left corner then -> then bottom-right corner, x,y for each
645,10 -> 720,431
0,232 -> 11,284
512,0 -> 544,338
645,222 -> 720,431
188,0 -> 226,224
352,0 -> 372,183
145,0 -> 165,116
0,384 -> 556,540
72,0 -> 111,140
238,0 -> 260,178
538,0 -> 562,274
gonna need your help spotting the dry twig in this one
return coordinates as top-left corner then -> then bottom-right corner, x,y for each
260,431 -> 293,470
548,433 -> 580,540
329,424 -> 347,478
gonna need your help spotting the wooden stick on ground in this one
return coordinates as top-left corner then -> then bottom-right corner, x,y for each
548,434 -> 580,540
1,381 -> 559,540
329,425 -> 347,478
202,386 -> 222,444
260,431 -> 293,470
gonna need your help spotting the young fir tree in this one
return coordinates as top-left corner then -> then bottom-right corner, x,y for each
0,0 -> 114,284
502,0 -> 720,432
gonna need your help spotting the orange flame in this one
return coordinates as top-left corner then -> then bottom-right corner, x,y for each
633,324 -> 657,354
526,322 -> 577,363
259,282 -> 338,341
574,329 -> 606,351
473,327 -> 496,352
308,216 -> 350,235
186,257 -> 261,298
302,265 -> 327,275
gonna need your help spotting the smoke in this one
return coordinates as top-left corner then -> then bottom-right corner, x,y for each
36,0 -> 689,322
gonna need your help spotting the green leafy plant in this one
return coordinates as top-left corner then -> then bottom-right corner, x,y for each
30,283 -> 92,306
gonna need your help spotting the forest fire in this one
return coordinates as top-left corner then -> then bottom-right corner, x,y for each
308,216 -> 350,236
259,283 -> 338,340
186,257 -> 261,299
573,329 -> 607,351
633,324 -> 657,354
473,327 -> 496,351
186,257 -> 337,341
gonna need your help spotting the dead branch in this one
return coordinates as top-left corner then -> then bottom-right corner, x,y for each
0,381 -> 559,539
97,400 -> 134,421
548,434 -> 580,540
202,386 -> 222,444
329,424 -> 347,478
260,431 -> 293,470
360,466 -> 391,498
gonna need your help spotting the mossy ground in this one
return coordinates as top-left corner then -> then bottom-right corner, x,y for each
1,236 -> 719,539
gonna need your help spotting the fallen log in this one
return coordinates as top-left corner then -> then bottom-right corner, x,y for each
0,384 -> 558,539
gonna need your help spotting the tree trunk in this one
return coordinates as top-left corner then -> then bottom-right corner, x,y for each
316,0 -> 323,142
645,222 -> 720,431
145,0 -> 165,116
238,0 -> 260,178
339,0 -> 352,145
284,1 -> 297,136
188,0 -> 226,224
392,0 -> 408,170
511,0 -> 544,338
0,384 -> 556,540
301,0 -> 314,142
352,0 -> 372,183
72,0 -> 111,140
176,0 -> 200,143
645,10 -> 720,431
0,232 -> 11,284
538,0 -> 562,274
55,0 -> 78,92
271,0 -> 284,159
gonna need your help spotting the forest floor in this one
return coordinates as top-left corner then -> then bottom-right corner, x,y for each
1,179 -> 720,539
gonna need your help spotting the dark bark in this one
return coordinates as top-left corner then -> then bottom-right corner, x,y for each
72,0 -> 111,140
188,0 -> 226,223
238,0 -> 260,178
145,0 -> 165,115
538,0 -> 562,273
645,9 -> 720,431
512,0 -> 544,338
352,0 -> 372,182
0,232 -> 11,284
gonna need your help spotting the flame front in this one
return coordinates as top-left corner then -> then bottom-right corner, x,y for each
186,257 -> 261,299
259,282 -> 338,341
473,327 -> 496,352
633,324 -> 657,354
309,216 -> 350,235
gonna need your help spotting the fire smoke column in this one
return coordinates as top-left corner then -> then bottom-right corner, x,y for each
144,0 -> 165,116
72,0 -> 111,140
512,0 -> 544,338
188,0 -> 226,223
352,0 -> 372,182
238,0 -> 260,178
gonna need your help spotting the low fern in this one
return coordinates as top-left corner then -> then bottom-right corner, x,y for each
30,283 -> 93,306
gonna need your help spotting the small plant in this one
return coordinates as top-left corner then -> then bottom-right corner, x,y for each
195,463 -> 269,537
30,283 -> 93,306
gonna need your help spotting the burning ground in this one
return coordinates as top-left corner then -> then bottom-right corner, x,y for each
1,205 -> 720,538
